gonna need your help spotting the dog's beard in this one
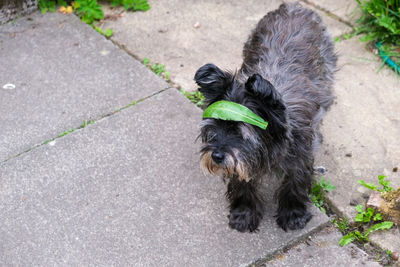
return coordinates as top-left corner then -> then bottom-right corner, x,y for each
200,150 -> 250,182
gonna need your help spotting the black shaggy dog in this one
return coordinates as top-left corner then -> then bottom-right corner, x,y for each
194,3 -> 337,232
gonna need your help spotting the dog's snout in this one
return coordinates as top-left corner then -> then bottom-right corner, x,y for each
212,151 -> 225,163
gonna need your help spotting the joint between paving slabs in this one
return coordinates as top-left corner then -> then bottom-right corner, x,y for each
299,0 -> 354,28
1,87 -> 171,164
250,221 -> 332,266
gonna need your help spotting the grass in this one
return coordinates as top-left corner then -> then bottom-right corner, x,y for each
355,0 -> 400,72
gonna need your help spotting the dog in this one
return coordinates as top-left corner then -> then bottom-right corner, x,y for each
194,3 -> 337,232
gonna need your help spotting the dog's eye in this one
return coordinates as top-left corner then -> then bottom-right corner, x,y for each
206,132 -> 217,142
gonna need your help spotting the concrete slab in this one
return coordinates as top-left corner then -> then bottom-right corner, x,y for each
265,226 -> 380,266
287,0 -> 352,37
0,12 -> 169,162
315,38 -> 400,220
302,0 -> 360,24
370,227 -> 400,256
0,89 -> 329,266
102,0 -> 349,94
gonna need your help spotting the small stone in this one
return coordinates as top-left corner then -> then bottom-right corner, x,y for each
391,251 -> 399,261
367,191 -> 382,209
349,198 -> 360,206
193,22 -> 201,28
393,167 -> 398,172
314,166 -> 326,174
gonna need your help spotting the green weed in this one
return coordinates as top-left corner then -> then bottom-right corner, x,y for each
142,58 -> 170,81
355,0 -> 400,72
339,220 -> 393,246
110,0 -> 150,11
94,26 -> 113,38
339,175 -> 394,247
180,89 -> 205,108
38,0 -> 61,13
355,0 -> 400,46
310,177 -> 335,214
358,175 -> 393,193
38,0 -> 149,38
333,216 -> 350,233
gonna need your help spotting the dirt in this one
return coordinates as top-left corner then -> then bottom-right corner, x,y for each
381,188 -> 400,224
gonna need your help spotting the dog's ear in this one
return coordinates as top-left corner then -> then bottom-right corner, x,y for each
245,74 -> 280,103
245,74 -> 287,136
194,63 -> 233,103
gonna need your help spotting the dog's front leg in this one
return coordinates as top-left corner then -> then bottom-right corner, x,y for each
226,178 -> 264,232
276,172 -> 312,231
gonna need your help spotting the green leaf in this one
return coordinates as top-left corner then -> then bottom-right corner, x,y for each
203,100 -> 268,130
132,0 -> 150,11
357,180 -> 379,191
365,221 -> 393,236
111,0 -> 121,6
355,204 -> 364,213
320,177 -> 335,192
105,28 -> 113,38
355,213 -> 364,222
373,213 -> 382,221
339,233 -> 356,246
142,58 -> 150,65
378,175 -> 393,192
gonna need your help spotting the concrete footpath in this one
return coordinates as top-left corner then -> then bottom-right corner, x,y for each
0,0 -> 398,266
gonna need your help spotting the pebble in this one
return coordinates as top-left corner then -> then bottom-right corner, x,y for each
391,251 -> 399,261
349,198 -> 360,206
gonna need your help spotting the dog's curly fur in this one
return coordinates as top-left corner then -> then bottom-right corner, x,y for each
194,3 -> 337,232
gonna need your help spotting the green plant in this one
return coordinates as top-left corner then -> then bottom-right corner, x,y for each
38,0 -> 66,13
355,0 -> 400,45
339,221 -> 393,246
180,89 -> 205,107
339,204 -> 393,246
358,175 -> 393,193
111,0 -> 150,11
355,0 -> 400,72
333,217 -> 350,233
38,0 -> 149,38
94,26 -> 113,38
202,101 -> 268,130
142,58 -> 170,81
354,204 -> 383,223
74,0 -> 104,24
310,177 -> 335,214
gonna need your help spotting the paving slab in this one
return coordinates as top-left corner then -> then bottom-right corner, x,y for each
265,226 -> 380,266
102,0 -> 350,93
0,89 -> 329,266
302,0 -> 360,24
370,227 -> 400,257
315,38 -> 400,221
0,12 -> 168,162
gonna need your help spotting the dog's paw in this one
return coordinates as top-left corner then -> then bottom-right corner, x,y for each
228,205 -> 262,232
276,209 -> 312,231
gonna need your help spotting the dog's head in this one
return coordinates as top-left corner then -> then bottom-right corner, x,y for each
195,63 -> 288,181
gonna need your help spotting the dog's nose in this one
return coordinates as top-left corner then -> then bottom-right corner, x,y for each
212,151 -> 225,163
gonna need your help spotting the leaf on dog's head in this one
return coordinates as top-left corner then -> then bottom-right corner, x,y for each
203,100 -> 268,130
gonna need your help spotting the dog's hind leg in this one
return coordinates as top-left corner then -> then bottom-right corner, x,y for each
226,178 -> 264,232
